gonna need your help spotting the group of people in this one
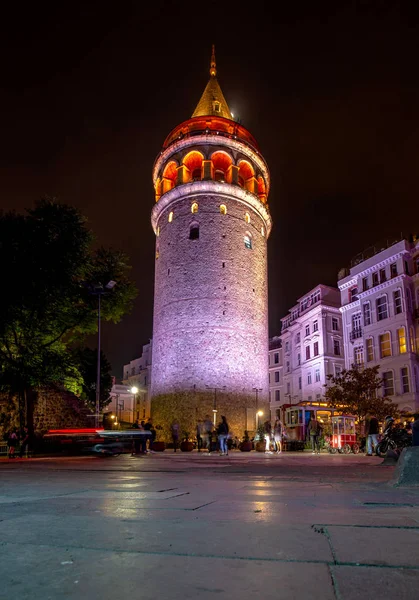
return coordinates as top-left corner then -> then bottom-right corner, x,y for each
6,427 -> 31,459
365,412 -> 419,455
263,416 -> 286,454
131,417 -> 156,454
171,414 -> 231,455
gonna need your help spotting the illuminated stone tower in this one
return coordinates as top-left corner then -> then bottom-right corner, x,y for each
150,48 -> 272,437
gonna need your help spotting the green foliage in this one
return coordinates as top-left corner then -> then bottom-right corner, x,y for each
0,198 -> 137,431
255,423 -> 265,441
324,365 -> 399,422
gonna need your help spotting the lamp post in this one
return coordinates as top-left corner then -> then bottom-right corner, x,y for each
257,410 -> 264,429
130,386 -> 138,423
206,385 -> 226,427
89,280 -> 116,427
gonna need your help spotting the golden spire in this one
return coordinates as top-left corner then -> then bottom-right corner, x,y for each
210,44 -> 216,77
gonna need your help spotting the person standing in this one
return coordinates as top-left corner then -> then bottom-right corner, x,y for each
273,416 -> 283,454
365,413 -> 380,456
263,419 -> 273,454
308,414 -> 322,454
411,413 -> 419,446
19,427 -> 30,458
196,420 -> 203,452
7,429 -> 18,459
203,414 -> 214,453
217,415 -> 229,456
171,420 -> 180,452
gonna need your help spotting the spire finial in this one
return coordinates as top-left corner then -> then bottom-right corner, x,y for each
210,44 -> 216,77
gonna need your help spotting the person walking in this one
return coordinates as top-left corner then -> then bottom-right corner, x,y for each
217,415 -> 229,456
203,414 -> 214,453
365,413 -> 380,456
308,414 -> 322,454
273,416 -> 283,453
411,413 -> 419,446
171,420 -> 180,452
264,419 -> 273,454
19,427 -> 30,458
7,429 -> 18,459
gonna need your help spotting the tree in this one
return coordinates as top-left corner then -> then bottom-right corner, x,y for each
324,365 -> 399,422
0,198 -> 137,433
74,347 -> 113,413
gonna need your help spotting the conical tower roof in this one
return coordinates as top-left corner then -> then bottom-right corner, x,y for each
192,46 -> 233,120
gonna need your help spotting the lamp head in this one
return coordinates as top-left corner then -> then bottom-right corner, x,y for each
131,386 -> 138,394
257,410 -> 264,416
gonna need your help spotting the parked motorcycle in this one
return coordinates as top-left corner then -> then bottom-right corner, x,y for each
375,416 -> 412,457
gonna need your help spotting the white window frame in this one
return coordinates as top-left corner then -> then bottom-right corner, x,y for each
366,337 -> 374,362
401,367 -> 410,394
382,370 -> 394,396
376,295 -> 388,321
393,289 -> 403,315
379,331 -> 392,358
363,302 -> 371,326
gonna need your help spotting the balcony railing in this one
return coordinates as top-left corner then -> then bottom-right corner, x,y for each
349,327 -> 363,342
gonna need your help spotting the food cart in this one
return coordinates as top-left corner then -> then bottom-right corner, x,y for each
327,415 -> 360,454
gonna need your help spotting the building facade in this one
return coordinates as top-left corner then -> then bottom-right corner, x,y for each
106,384 -> 137,425
338,238 -> 419,412
150,48 -> 272,439
122,340 -> 153,420
269,285 -> 345,417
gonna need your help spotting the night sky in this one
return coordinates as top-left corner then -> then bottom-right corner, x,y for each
1,1 -> 418,377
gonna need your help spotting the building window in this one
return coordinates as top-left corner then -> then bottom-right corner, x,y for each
316,393 -> 321,401
390,263 -> 398,278
305,325 -> 310,337
362,276 -> 369,291
315,368 -> 320,383
285,341 -> 290,352
285,361 -> 290,373
296,333 -> 301,344
398,327 -> 407,354
275,389 -> 280,402
405,260 -> 410,275
410,327 -> 416,352
333,339 -> 341,356
352,312 -> 361,330
192,168 -> 201,181
306,346 -> 310,360
220,204 -> 227,215
366,338 -> 374,362
274,352 -> 279,364
382,371 -> 394,396
335,364 -> 342,377
307,372 -> 312,385
156,226 -> 160,237
297,353 -> 301,366
393,289 -> 402,315
189,224 -> 199,240
363,302 -> 371,326
286,382 -> 291,395
213,101 -> 221,113
406,288 -> 413,313
261,226 -> 265,237
215,169 -> 225,182
274,371 -> 280,383
372,272 -> 379,286
380,268 -> 386,283
313,320 -> 318,332
191,202 -> 198,213
376,296 -> 388,321
401,367 -> 410,393
244,235 -> 252,249
350,287 -> 358,302
379,332 -> 392,358
298,376 -> 302,390
354,345 -> 364,366
313,342 -> 319,356
168,211 -> 174,222
245,212 -> 251,224
332,317 -> 339,331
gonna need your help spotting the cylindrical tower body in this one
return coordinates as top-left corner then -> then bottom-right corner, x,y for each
150,55 -> 272,439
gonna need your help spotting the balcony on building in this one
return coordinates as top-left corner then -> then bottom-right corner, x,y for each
349,327 -> 363,342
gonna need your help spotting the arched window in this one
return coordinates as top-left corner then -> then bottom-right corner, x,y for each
244,234 -> 252,249
215,170 -> 225,182
220,204 -> 227,215
168,211 -> 174,223
191,202 -> 198,214
192,168 -> 201,181
261,226 -> 265,237
238,175 -> 245,187
245,212 -> 251,224
156,226 -> 160,237
189,224 -> 199,240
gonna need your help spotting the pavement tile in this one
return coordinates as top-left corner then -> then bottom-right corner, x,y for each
332,565 -> 419,600
327,525 -> 419,567
1,543 -> 336,600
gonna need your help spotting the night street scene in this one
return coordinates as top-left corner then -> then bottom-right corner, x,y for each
1,2 -> 419,599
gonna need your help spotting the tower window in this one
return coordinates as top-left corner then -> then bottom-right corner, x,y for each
261,226 -> 265,237
220,204 -> 227,215
192,168 -> 201,181
244,235 -> 252,250
213,101 -> 221,113
215,170 -> 225,182
189,224 -> 199,240
245,212 -> 250,224
156,226 -> 160,237
168,211 -> 173,223
238,175 -> 245,187
191,202 -> 198,214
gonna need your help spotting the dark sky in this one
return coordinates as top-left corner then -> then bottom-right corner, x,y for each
1,1 -> 418,377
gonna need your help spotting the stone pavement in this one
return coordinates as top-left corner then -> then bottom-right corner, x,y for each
1,451 -> 419,600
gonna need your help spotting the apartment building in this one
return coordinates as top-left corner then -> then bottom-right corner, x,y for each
338,238 -> 419,413
268,336 -> 283,415
269,285 -> 345,416
122,340 -> 153,420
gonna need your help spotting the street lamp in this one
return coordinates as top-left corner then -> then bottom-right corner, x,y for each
206,385 -> 226,427
257,410 -> 264,428
89,280 -> 117,427
130,386 -> 138,422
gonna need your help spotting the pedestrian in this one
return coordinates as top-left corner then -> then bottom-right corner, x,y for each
196,420 -> 203,452
308,413 -> 322,454
144,418 -> 154,452
171,420 -> 180,452
273,416 -> 283,453
412,413 -> 419,447
365,412 -> 380,456
217,415 -> 229,456
263,419 -> 273,454
203,414 -> 214,453
7,429 -> 18,459
19,426 -> 30,458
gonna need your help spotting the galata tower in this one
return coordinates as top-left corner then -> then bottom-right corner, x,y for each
150,47 -> 272,439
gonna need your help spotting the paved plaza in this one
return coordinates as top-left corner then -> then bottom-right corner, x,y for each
1,451 -> 419,599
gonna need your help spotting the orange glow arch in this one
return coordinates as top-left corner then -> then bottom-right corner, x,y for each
183,151 -> 204,182
211,151 -> 233,183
